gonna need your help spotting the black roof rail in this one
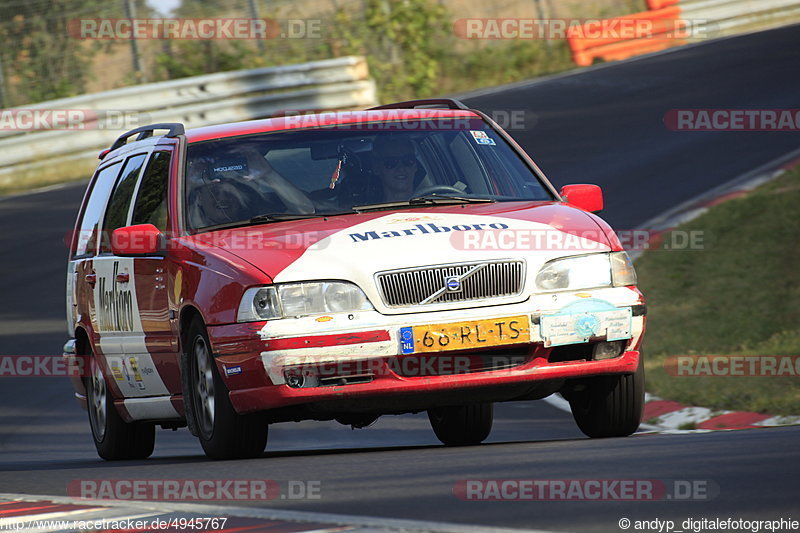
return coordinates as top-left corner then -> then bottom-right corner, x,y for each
368,98 -> 471,111
108,123 -> 185,152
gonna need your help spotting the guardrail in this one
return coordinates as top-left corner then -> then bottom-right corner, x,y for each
0,56 -> 377,188
568,0 -> 800,67
678,0 -> 800,33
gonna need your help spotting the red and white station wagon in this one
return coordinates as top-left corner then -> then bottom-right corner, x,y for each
64,99 -> 646,460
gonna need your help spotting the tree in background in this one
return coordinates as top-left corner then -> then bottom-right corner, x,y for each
330,0 -> 450,101
0,0 -> 575,107
0,0 -> 129,106
151,0 -> 451,101
153,0 -> 257,80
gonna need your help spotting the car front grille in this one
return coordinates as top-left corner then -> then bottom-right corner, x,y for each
376,260 -> 525,308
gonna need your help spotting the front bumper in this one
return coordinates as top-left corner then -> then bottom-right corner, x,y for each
209,287 -> 646,414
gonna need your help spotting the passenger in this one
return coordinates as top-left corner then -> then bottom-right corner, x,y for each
185,157 -> 258,227
186,149 -> 314,227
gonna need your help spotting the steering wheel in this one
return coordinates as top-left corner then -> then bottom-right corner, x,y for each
412,184 -> 467,198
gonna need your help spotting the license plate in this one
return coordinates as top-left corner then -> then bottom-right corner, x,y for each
540,308 -> 632,347
399,315 -> 530,354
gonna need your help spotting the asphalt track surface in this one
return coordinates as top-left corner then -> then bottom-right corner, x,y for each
1,25 -> 799,533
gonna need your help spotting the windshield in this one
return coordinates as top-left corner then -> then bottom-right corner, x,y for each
184,117 -> 553,231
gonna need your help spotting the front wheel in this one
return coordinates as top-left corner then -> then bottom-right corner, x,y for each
568,364 -> 645,438
428,403 -> 493,446
86,353 -> 155,460
182,317 -> 268,460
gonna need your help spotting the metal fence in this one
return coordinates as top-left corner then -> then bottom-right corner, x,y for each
0,56 -> 376,188
679,0 -> 800,34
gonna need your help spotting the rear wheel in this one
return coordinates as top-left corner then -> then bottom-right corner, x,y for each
428,403 -> 493,446
182,317 -> 268,460
568,364 -> 645,438
87,352 -> 155,460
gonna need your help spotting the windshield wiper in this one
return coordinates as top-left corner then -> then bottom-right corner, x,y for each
249,213 -> 323,223
197,212 -> 341,232
353,195 -> 494,213
410,194 -> 495,205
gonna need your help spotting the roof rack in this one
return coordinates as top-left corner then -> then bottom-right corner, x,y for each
368,98 -> 471,111
108,123 -> 185,153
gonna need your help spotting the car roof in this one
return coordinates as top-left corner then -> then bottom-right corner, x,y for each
102,135 -> 163,162
184,109 -> 481,143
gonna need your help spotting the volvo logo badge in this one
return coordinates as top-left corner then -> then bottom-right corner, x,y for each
444,276 -> 462,293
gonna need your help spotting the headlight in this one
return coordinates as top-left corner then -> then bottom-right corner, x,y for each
610,251 -> 637,286
535,252 -> 636,291
237,281 -> 374,322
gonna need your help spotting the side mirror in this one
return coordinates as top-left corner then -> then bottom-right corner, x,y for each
111,224 -> 164,256
559,184 -> 604,213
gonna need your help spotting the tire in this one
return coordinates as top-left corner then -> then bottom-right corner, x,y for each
428,403 -> 493,446
181,316 -> 268,460
86,352 -> 155,461
568,363 -> 645,438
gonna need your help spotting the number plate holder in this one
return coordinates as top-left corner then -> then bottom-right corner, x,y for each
399,315 -> 531,354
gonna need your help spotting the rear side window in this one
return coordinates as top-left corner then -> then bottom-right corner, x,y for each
100,154 -> 148,254
132,150 -> 171,232
74,162 -> 122,257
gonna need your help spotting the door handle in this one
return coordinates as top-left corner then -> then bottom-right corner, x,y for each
116,273 -> 130,284
85,273 -> 97,286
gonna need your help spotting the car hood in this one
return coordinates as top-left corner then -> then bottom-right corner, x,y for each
195,201 -> 621,314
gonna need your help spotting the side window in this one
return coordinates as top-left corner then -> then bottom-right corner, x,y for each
74,162 -> 122,257
100,154 -> 148,254
132,150 -> 172,232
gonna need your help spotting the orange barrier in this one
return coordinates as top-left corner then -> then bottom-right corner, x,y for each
647,0 -> 680,9
567,6 -> 684,67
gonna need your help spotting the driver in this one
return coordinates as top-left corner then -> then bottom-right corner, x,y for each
370,135 -> 418,202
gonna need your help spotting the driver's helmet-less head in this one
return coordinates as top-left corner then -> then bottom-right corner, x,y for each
368,134 -> 421,202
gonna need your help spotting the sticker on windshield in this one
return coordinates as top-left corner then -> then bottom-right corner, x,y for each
212,156 -> 248,177
470,130 -> 496,146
